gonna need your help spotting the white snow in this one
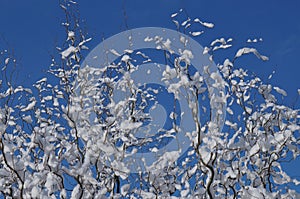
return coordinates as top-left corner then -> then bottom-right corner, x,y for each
71,184 -> 81,199
21,100 -> 36,112
22,115 -> 33,123
203,46 -> 210,55
235,47 -> 269,61
249,143 -> 260,156
109,49 -> 121,56
274,86 -> 287,96
190,31 -> 204,37
121,55 -> 130,62
5,58 -> 9,65
210,38 -> 226,46
67,31 -> 75,41
61,46 -> 77,59
171,12 -> 178,18
194,18 -> 214,28
120,119 -> 143,131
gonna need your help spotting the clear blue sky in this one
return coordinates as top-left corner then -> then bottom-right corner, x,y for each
1,0 -> 299,190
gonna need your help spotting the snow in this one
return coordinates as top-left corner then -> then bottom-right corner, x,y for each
201,22 -> 214,28
61,46 -> 77,59
150,147 -> 158,152
121,54 -> 130,62
249,143 -> 260,156
60,189 -> 67,198
171,12 -> 178,18
199,146 -> 211,164
245,106 -> 252,114
181,189 -> 189,197
43,96 -> 53,101
172,20 -> 179,29
121,184 -> 130,196
144,36 -> 153,42
274,86 -> 287,96
4,58 -> 9,65
112,160 -> 129,179
53,98 -> 59,106
109,49 -> 121,56
124,49 -> 133,54
247,38 -> 262,43
71,184 -> 81,199
1,11 -> 300,199
212,44 -> 232,51
190,31 -> 204,36
180,49 -> 194,65
149,151 -> 180,170
235,47 -> 269,61
120,119 -> 142,131
293,179 -> 300,186
31,187 -> 39,198
162,39 -> 174,53
36,77 -> 47,84
67,31 -> 75,40
181,18 -> 191,26
210,38 -> 226,46
162,65 -> 177,80
22,115 -> 33,123
13,86 -> 24,93
21,100 -> 36,112
194,18 -> 214,28
202,46 -> 210,55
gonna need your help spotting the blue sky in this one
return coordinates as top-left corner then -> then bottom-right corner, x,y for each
1,0 -> 300,191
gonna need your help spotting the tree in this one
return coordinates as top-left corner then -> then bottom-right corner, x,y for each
0,1 -> 299,198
